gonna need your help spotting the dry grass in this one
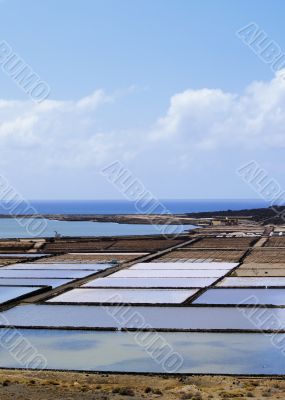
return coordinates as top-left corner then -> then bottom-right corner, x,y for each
0,371 -> 283,399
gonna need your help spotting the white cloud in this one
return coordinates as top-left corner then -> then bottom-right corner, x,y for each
1,70 -> 285,179
76,89 -> 112,111
151,69 -> 285,152
0,89 -> 132,168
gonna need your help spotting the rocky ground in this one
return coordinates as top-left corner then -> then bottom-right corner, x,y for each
0,370 -> 284,399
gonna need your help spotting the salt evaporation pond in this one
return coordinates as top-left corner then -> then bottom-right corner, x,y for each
0,329 -> 284,374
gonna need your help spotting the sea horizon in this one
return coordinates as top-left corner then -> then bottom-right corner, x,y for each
0,198 -> 277,215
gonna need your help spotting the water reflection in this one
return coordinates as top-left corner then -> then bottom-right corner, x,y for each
0,329 -> 284,374
0,218 -> 194,238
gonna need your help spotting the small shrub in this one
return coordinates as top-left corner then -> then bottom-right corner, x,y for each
113,387 -> 135,396
180,394 -> 193,400
262,392 -> 271,398
152,388 -> 162,395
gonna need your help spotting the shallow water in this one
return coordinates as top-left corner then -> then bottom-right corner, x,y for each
194,288 -> 285,305
48,288 -> 198,304
131,262 -> 237,270
111,269 -> 228,278
0,278 -> 70,288
4,304 -> 285,330
0,329 -> 283,374
0,218 -> 194,238
83,277 -> 216,288
0,286 -> 45,304
2,263 -> 110,271
0,269 -> 96,279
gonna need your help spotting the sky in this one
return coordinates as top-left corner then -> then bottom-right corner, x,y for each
0,0 -> 285,200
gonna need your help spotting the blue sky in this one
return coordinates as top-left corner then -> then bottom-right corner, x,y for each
0,0 -> 284,199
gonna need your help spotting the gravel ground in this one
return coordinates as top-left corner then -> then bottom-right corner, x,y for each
0,371 -> 284,399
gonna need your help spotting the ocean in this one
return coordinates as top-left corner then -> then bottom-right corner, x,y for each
0,199 -> 272,215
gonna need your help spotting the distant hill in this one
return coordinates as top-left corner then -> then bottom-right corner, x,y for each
185,206 -> 285,225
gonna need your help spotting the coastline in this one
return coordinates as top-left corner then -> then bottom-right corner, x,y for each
0,205 -> 283,225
